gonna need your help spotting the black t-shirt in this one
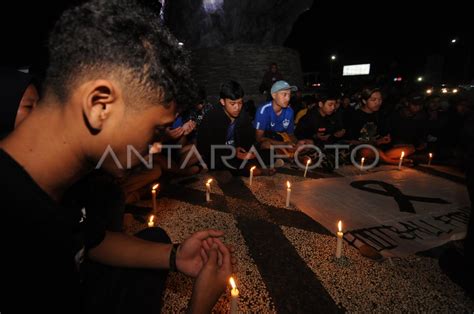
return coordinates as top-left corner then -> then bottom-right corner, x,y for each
0,149 -> 105,312
295,108 -> 341,143
347,108 -> 390,142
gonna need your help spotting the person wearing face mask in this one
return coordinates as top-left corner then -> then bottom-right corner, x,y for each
0,68 -> 39,139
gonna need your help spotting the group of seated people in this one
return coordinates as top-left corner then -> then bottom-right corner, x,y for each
8,66 -> 471,204
161,80 -> 474,181
3,65 -> 473,205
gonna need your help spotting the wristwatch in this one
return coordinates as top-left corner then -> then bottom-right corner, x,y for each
169,243 -> 180,272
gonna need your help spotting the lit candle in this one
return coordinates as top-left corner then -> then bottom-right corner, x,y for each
148,215 -> 155,228
206,179 -> 212,202
249,166 -> 256,186
428,153 -> 433,166
304,158 -> 311,178
151,183 -> 159,213
360,157 -> 365,171
336,220 -> 343,258
398,151 -> 405,170
229,277 -> 239,314
286,181 -> 291,207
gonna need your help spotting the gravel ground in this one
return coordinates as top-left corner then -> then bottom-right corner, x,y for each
124,170 -> 473,313
126,198 -> 275,313
282,226 -> 474,312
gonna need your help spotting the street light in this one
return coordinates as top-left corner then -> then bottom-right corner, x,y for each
329,55 -> 337,87
417,76 -> 423,82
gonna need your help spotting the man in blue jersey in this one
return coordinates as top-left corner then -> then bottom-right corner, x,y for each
254,80 -> 306,155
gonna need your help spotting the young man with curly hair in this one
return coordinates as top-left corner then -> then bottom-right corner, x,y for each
0,1 -> 232,313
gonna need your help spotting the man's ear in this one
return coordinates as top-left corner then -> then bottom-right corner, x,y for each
82,80 -> 118,133
219,98 -> 226,107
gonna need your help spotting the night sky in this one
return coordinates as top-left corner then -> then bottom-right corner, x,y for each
284,1 -> 473,83
1,1 -> 472,84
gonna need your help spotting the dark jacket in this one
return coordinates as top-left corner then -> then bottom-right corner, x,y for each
197,104 -> 255,169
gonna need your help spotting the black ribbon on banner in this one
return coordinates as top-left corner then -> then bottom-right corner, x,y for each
350,180 -> 450,213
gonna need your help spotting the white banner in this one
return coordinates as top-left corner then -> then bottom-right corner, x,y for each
289,168 -> 471,256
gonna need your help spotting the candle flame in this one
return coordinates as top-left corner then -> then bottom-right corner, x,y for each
250,166 -> 256,172
306,158 -> 311,165
229,277 -> 236,289
206,179 -> 213,185
401,151 -> 405,158
286,181 -> 291,188
429,153 -> 433,158
149,215 -> 154,223
361,157 -> 365,163
338,220 -> 342,232
152,183 -> 159,191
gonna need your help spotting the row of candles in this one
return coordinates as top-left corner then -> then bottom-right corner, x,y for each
149,151 -> 435,253
149,152 -> 434,215
360,152 -> 433,171
255,151 -> 434,180
397,152 -> 433,170
150,152 -> 435,211
148,178 -> 214,213
147,167 -> 293,207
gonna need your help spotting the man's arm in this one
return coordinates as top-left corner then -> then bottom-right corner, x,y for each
89,229 -> 227,277
88,231 -> 172,269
